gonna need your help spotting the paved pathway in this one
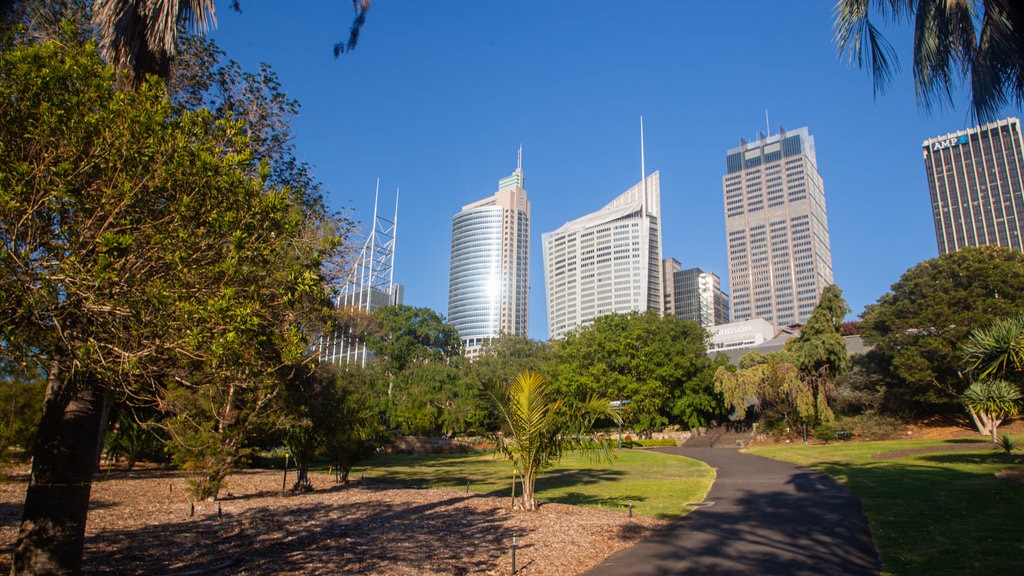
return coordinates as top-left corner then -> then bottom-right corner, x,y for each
580,447 -> 881,575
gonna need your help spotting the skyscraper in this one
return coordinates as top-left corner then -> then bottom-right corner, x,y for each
723,126 -> 834,327
447,154 -> 530,358
543,171 -> 663,340
662,258 -> 729,327
922,117 -> 1024,255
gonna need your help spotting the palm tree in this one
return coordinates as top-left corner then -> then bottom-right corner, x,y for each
92,0 -> 217,88
485,371 -> 618,511
834,0 -> 1024,121
92,0 -> 369,89
962,379 -> 1021,441
961,313 -> 1024,382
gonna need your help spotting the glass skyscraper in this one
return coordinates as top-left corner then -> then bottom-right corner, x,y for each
662,258 -> 729,328
543,171 -> 663,340
723,126 -> 833,327
447,158 -> 530,358
922,117 -> 1024,255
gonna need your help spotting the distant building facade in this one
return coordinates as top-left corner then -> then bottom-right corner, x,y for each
543,172 -> 663,340
707,318 -> 777,353
447,157 -> 530,358
662,258 -> 729,327
722,126 -> 834,327
922,117 -> 1024,255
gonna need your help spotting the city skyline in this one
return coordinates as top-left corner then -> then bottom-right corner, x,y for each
206,2 -> 1023,341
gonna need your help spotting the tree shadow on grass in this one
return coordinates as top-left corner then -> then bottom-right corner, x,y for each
81,493 -> 516,575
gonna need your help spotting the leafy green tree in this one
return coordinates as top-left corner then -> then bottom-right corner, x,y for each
366,306 -> 463,374
834,0 -> 1024,120
484,371 -> 618,511
0,36 -> 342,574
714,351 -> 824,432
471,334 -> 554,385
322,369 -> 391,484
962,380 -> 1021,441
859,246 -> 1024,410
786,284 -> 852,379
552,311 -> 723,433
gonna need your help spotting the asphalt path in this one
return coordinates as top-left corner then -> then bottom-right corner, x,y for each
580,447 -> 881,576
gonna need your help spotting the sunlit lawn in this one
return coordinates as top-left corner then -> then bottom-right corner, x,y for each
747,436 -> 1024,576
343,448 -> 714,520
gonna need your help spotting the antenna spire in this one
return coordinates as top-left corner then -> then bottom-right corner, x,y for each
640,116 -> 647,218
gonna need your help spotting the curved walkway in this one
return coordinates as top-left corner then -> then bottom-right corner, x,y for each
580,447 -> 881,575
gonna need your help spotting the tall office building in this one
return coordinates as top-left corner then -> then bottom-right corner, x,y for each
662,258 -> 729,327
543,171 -> 663,340
723,126 -> 834,327
922,117 -> 1024,255
448,155 -> 530,358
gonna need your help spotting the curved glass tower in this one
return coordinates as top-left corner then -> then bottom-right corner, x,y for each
448,156 -> 530,358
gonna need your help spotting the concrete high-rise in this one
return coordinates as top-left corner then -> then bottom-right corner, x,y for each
448,154 -> 530,358
662,258 -> 729,327
922,117 -> 1024,255
723,126 -> 834,327
543,171 -> 663,340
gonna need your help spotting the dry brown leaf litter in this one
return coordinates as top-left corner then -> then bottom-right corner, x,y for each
1,467 -> 666,575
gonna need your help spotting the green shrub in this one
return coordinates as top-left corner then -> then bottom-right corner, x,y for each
834,413 -> 904,441
813,423 -> 837,444
996,433 -> 1017,454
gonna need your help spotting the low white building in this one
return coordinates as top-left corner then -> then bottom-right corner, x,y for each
707,319 -> 777,353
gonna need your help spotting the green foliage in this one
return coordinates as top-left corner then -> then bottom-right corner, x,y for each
961,379 -> 1022,440
996,433 -> 1017,454
813,423 -> 837,444
552,311 -> 724,433
715,350 -> 831,430
833,412 -> 904,441
0,367 -> 44,460
961,313 -> 1024,385
104,411 -> 167,470
485,371 -> 619,510
366,306 -> 462,374
786,284 -> 851,379
860,246 -> 1024,407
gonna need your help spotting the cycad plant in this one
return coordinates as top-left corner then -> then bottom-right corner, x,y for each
485,371 -> 619,511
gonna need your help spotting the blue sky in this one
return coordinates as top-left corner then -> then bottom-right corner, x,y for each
209,1 -> 1020,341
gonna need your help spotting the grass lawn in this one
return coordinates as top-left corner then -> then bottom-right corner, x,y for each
747,436 -> 1024,576
343,448 -> 714,520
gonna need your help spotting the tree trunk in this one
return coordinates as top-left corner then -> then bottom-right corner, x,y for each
521,471 -> 537,511
12,368 -> 106,576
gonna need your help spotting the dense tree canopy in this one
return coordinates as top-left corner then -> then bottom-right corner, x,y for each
552,311 -> 725,432
859,246 -> 1024,407
0,32 -> 347,574
834,0 -> 1024,120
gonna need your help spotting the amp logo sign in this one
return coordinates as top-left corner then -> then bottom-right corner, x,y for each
931,134 -> 969,151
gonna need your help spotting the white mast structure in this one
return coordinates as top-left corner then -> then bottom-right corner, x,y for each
323,180 -> 400,367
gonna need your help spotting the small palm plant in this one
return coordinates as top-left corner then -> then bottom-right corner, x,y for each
962,380 -> 1022,442
485,371 -> 619,511
997,433 -> 1017,455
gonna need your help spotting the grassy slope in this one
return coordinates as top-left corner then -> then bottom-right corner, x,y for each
748,438 -> 1024,576
347,449 -> 714,520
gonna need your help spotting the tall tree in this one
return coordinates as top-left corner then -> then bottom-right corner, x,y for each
484,371 -> 618,511
834,0 -> 1024,120
0,35 -> 343,574
552,312 -> 724,433
859,246 -> 1024,409
787,285 -> 852,379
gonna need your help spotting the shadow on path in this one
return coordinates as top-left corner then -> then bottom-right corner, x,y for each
580,447 -> 881,576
